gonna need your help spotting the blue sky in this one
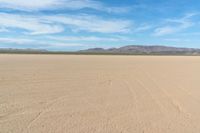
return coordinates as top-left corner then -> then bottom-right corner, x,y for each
0,0 -> 200,51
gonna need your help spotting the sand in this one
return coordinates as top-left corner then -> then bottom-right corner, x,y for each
0,54 -> 200,133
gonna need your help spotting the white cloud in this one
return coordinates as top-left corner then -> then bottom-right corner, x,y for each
153,13 -> 197,36
0,13 -> 133,34
0,37 -> 35,44
60,0 -> 131,13
0,37 -> 85,48
104,7 -> 131,14
134,24 -> 153,32
45,14 -> 133,33
0,0 -> 61,10
0,13 -> 64,35
154,26 -> 176,36
0,35 -> 135,49
47,35 -> 135,42
164,38 -> 190,42
48,36 -> 117,41
47,42 -> 85,47
0,0 -> 131,13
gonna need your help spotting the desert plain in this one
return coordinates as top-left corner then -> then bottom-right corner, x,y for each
0,54 -> 200,133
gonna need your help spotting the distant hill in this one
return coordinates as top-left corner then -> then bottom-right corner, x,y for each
0,48 -> 48,54
79,45 -> 200,55
1,45 -> 200,55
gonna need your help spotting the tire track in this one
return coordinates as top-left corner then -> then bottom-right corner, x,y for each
96,72 -> 127,132
122,79 -> 145,132
135,65 -> 200,131
136,66 -> 190,116
22,94 -> 70,133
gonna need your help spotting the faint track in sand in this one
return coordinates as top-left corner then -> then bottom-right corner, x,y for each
134,65 -> 200,131
22,94 -> 70,133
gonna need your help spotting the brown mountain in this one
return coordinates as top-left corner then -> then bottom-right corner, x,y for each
79,45 -> 200,55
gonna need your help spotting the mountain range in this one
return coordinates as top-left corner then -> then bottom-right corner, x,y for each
79,45 -> 200,55
1,45 -> 200,55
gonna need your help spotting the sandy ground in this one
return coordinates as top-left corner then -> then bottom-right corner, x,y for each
0,55 -> 200,133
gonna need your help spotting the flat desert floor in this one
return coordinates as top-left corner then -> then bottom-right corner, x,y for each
1,55 -> 200,133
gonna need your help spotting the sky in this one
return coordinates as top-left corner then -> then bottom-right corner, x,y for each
0,0 -> 200,51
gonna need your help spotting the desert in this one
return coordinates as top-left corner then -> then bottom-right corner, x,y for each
1,54 -> 200,133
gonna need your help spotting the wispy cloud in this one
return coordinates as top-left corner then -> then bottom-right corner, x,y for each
164,38 -> 190,42
0,13 -> 133,34
47,35 -> 135,42
154,26 -> 176,36
0,0 -> 131,13
0,13 -> 64,35
134,24 -> 153,32
45,14 -> 133,33
0,35 -> 135,47
0,37 -> 86,47
104,6 -> 132,14
0,37 -> 35,44
153,13 -> 198,36
0,0 -> 60,10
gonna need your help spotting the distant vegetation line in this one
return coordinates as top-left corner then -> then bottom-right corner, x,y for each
0,51 -> 200,56
1,45 -> 200,56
